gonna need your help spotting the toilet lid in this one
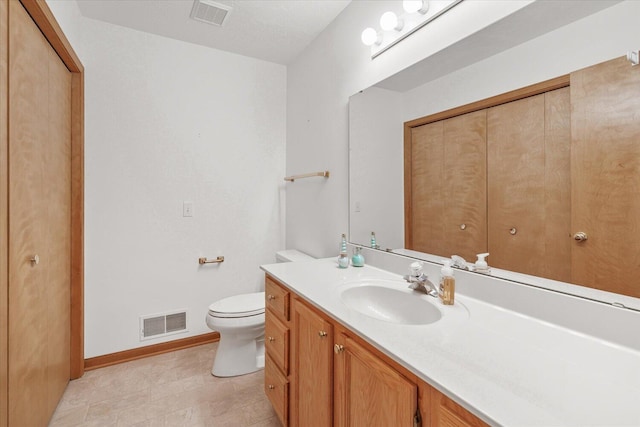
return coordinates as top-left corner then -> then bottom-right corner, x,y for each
208,292 -> 265,318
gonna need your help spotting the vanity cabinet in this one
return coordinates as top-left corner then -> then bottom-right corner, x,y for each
334,332 -> 418,427
290,298 -> 333,426
429,388 -> 487,427
264,274 -> 488,427
265,276 -> 291,426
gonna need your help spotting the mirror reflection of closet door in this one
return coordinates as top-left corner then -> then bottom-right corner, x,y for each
408,110 -> 487,261
487,88 -> 571,281
571,57 -> 640,298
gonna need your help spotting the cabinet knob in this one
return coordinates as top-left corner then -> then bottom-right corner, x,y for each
267,294 -> 276,301
268,336 -> 275,343
318,331 -> 328,338
334,344 -> 345,354
268,385 -> 275,390
459,224 -> 467,230
30,254 -> 40,265
573,232 -> 588,242
509,227 -> 517,235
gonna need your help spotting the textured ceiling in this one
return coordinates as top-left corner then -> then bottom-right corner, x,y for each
76,0 -> 352,65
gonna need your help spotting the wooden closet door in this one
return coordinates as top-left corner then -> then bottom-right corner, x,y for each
45,23 -> 72,415
408,111 -> 487,260
571,57 -> 640,298
488,94 -> 546,276
8,1 -> 72,425
488,89 -> 570,280
543,87 -> 571,282
410,121 -> 445,255
442,110 -> 487,261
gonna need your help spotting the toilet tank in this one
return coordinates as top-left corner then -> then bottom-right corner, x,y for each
275,249 -> 314,263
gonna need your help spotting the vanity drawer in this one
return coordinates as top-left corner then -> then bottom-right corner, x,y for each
266,276 -> 290,321
265,311 -> 289,374
265,354 -> 289,426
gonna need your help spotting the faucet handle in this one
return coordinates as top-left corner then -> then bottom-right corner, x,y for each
409,261 -> 423,277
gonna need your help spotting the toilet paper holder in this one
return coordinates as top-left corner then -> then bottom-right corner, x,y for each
198,256 -> 225,265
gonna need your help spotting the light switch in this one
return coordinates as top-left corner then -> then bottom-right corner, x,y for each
183,201 -> 193,217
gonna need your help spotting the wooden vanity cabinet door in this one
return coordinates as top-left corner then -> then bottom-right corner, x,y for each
265,313 -> 289,375
430,388 -> 488,427
266,276 -> 290,322
291,298 -> 333,427
334,333 -> 417,427
265,355 -> 289,426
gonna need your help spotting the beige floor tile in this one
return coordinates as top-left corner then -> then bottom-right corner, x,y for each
50,343 -> 275,427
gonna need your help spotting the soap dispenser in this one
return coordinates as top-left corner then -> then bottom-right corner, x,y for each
351,247 -> 365,267
474,253 -> 490,274
439,260 -> 455,305
338,234 -> 349,268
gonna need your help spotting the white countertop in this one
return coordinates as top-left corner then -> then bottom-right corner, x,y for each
261,258 -> 640,426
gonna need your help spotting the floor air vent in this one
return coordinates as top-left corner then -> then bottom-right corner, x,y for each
140,310 -> 188,341
190,0 -> 232,27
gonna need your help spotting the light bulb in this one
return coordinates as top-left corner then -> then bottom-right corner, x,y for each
380,11 -> 403,31
403,0 -> 429,14
361,28 -> 379,46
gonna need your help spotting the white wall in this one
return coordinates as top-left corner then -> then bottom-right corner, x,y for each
348,87 -> 403,250
48,1 -> 286,358
285,0 -> 536,258
286,0 -> 640,259
402,1 -> 640,121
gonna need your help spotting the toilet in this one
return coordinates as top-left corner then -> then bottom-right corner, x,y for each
205,249 -> 314,377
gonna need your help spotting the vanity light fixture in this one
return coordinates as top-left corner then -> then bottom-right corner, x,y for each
403,0 -> 429,14
380,11 -> 403,31
362,0 -> 464,59
361,27 -> 382,46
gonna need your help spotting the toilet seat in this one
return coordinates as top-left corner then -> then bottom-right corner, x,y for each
208,292 -> 265,318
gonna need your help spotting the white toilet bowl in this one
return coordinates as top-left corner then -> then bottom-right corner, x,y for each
206,292 -> 265,377
205,250 -> 314,377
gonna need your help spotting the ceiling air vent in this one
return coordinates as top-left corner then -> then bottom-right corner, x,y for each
190,0 -> 232,27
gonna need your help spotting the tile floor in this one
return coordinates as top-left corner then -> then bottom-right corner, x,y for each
49,343 -> 280,427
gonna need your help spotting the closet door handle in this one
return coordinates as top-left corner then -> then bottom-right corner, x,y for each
573,232 -> 588,242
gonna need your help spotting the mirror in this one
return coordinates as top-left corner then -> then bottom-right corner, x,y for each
348,0 -> 640,303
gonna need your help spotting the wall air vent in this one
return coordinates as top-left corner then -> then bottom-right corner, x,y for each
140,310 -> 188,341
190,0 -> 232,27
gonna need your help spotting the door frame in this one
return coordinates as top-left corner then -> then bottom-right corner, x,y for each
1,2 -> 84,424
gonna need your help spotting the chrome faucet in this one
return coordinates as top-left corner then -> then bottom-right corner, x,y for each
403,262 -> 438,298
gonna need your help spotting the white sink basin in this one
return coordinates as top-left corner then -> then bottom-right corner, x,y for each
340,280 -> 442,325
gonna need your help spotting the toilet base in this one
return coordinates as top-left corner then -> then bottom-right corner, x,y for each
211,335 -> 265,377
